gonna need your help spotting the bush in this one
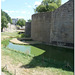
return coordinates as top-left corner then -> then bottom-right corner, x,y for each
16,33 -> 25,38
16,25 -> 21,29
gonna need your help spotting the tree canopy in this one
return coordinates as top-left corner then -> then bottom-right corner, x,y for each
35,0 -> 61,12
1,16 -> 8,32
1,9 -> 12,23
27,19 -> 32,22
17,19 -> 26,27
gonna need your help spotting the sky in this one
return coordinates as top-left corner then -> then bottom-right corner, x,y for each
1,0 -> 69,21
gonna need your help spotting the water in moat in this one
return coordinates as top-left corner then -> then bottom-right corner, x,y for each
7,42 -> 74,67
7,42 -> 31,54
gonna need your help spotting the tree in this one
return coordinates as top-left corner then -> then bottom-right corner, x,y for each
17,19 -> 26,27
1,16 -> 8,32
35,5 -> 47,12
1,9 -> 12,23
48,2 -> 58,11
35,0 -> 61,12
27,19 -> 32,22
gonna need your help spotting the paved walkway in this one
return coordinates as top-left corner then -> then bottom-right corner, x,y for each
10,38 -> 42,45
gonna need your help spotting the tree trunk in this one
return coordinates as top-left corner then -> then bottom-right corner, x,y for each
1,28 -> 3,32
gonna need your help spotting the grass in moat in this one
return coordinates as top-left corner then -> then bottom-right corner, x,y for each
1,32 -> 74,75
2,67 -> 13,75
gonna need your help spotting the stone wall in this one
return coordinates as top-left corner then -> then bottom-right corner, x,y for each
50,0 -> 74,46
31,12 -> 52,43
31,0 -> 74,47
25,22 -> 31,37
3,23 -> 17,32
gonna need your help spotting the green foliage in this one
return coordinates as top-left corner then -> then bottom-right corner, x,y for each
17,32 -> 31,38
16,25 -> 21,27
35,0 -> 61,12
1,9 -> 12,31
27,19 -> 32,22
16,25 -> 21,29
1,16 -> 8,32
36,5 -> 47,12
17,19 -> 26,27
21,33 -> 25,38
56,0 -> 61,7
16,33 -> 30,38
1,38 -> 12,47
16,33 -> 25,38
1,9 -> 12,23
48,2 -> 58,11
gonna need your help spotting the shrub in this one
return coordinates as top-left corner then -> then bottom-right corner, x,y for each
16,25 -> 21,29
16,33 -> 25,38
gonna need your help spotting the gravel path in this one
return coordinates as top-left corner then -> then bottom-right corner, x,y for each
10,38 -> 42,45
1,72 -> 5,75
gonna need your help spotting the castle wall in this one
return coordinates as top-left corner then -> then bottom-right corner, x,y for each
25,22 -> 31,37
31,0 -> 74,47
50,0 -> 74,46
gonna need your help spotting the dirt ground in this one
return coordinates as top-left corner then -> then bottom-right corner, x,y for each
1,55 -> 54,75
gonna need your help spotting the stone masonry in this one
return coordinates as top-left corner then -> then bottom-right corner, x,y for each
25,22 -> 31,37
31,0 -> 74,47
50,0 -> 74,46
31,12 -> 52,43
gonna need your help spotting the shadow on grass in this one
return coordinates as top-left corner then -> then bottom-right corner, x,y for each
20,44 -> 74,72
